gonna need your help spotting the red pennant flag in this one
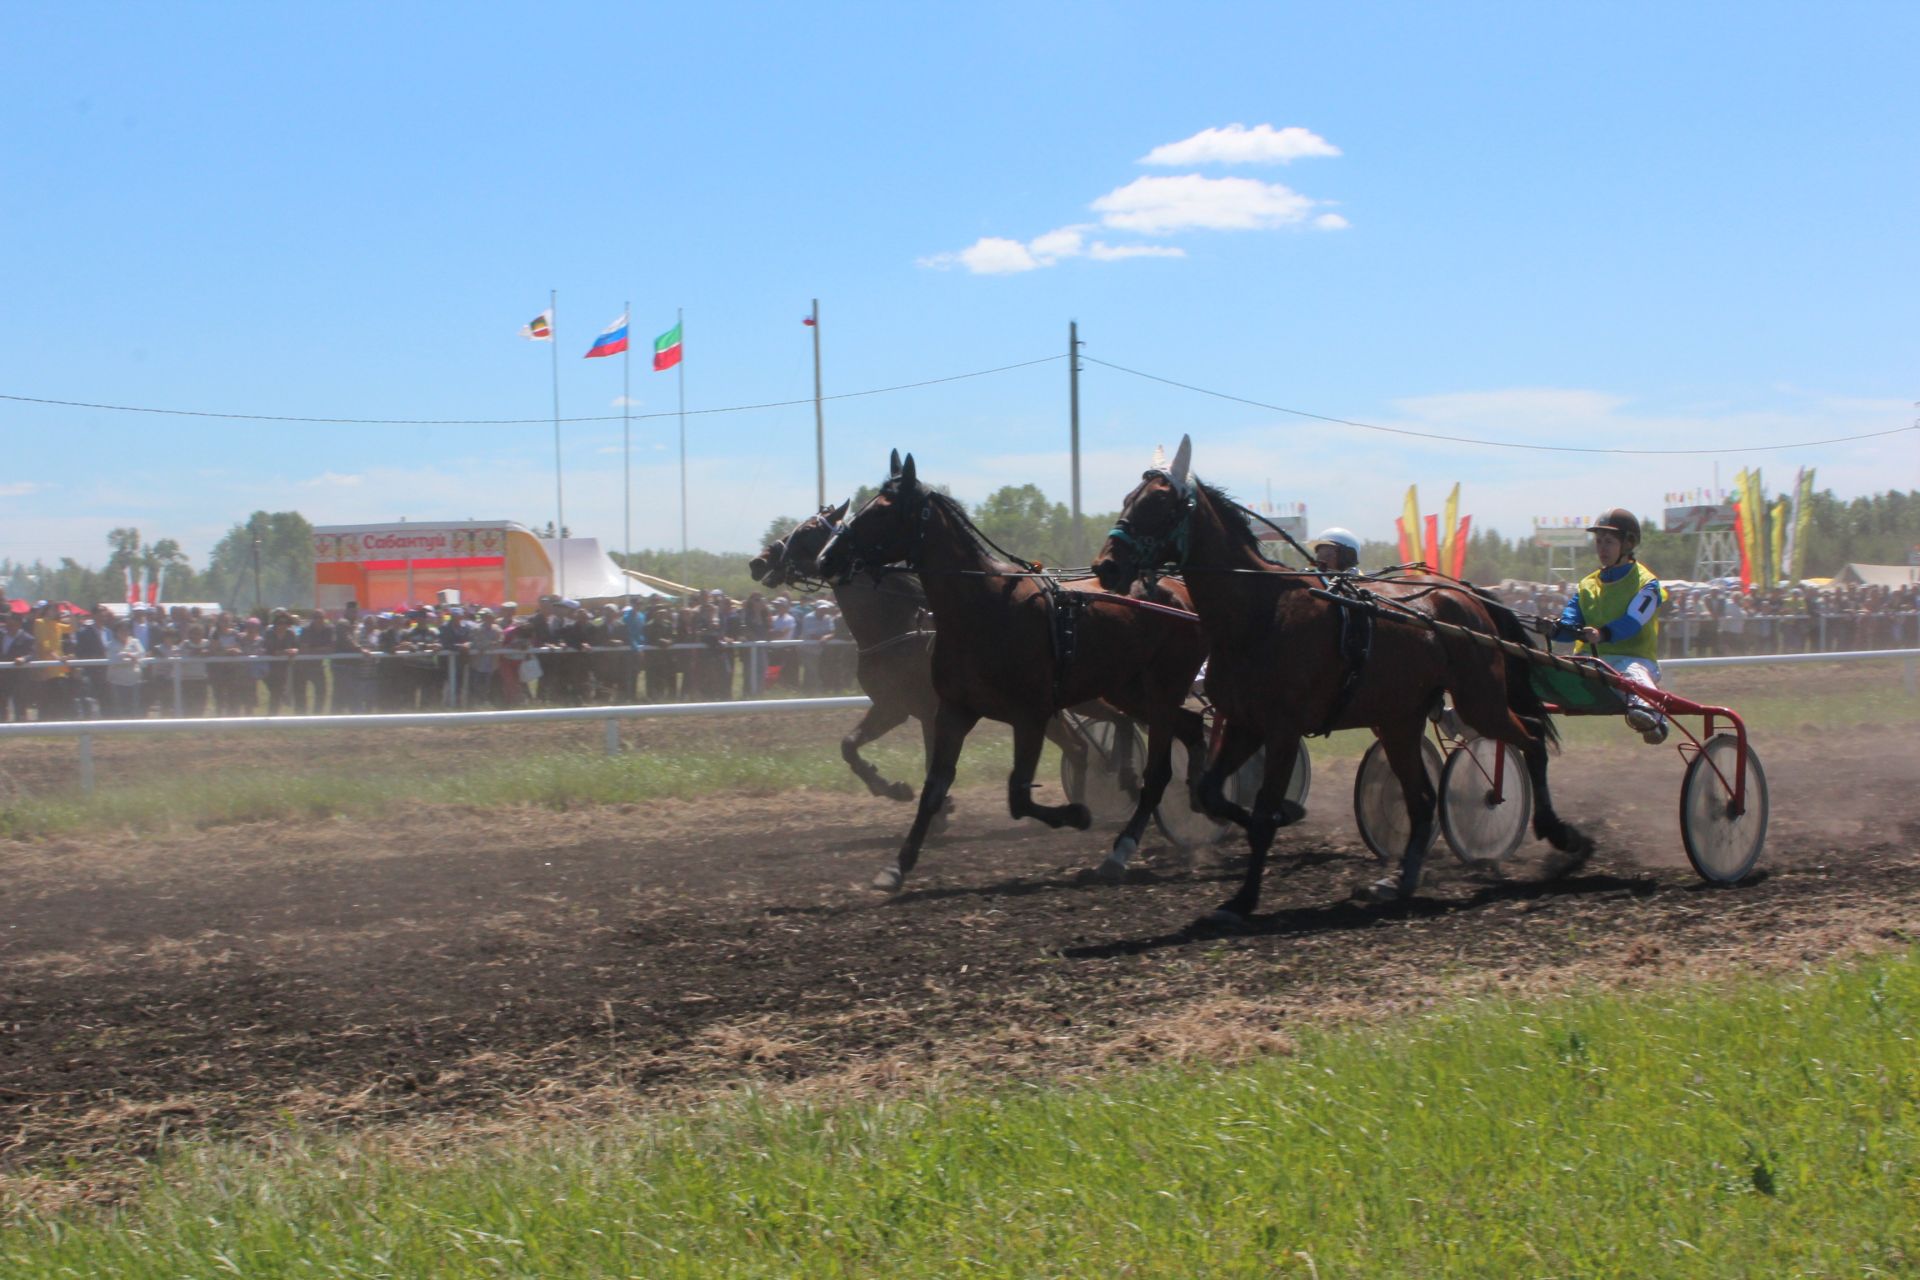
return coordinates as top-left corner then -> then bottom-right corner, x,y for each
1423,514 -> 1440,569
1395,517 -> 1414,564
1450,516 -> 1471,579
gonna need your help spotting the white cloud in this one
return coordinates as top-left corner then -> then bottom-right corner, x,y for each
1087,242 -> 1187,261
612,395 -> 644,408
1092,174 -> 1320,234
0,481 -> 43,497
923,224 -> 1185,275
300,471 -> 365,489
1027,226 -> 1087,259
1141,123 -> 1340,167
1313,212 -> 1351,231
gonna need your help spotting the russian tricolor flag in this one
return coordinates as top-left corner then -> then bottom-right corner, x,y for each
584,312 -> 630,359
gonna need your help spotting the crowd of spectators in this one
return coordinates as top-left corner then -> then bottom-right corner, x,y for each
0,590 -> 857,722
1489,581 -> 1920,659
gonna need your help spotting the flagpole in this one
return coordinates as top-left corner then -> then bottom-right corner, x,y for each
811,298 -> 825,508
677,306 -> 687,555
622,297 -> 631,582
550,287 -> 566,595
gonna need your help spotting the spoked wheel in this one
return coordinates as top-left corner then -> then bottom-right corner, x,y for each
1680,734 -> 1769,884
1438,738 -> 1533,867
1353,737 -> 1444,866
1057,715 -> 1145,824
1153,740 -> 1311,850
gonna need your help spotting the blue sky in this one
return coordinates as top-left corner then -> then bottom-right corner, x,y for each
5,2 -> 1916,567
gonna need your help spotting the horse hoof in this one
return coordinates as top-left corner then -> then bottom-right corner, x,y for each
1067,804 -> 1093,832
886,782 -> 916,802
1093,857 -> 1128,885
871,866 -> 904,892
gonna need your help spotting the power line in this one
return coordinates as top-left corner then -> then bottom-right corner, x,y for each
0,355 -> 1066,427
1083,355 -> 1920,456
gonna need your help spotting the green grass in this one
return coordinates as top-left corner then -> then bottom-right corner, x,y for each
6,950 -> 1917,1277
0,732 -> 1019,840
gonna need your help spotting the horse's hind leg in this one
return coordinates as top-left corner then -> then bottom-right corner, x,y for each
1095,716 -> 1176,883
842,701 -> 915,801
1523,736 -> 1593,864
1370,719 -> 1438,902
1196,720 -> 1264,829
1008,716 -> 1093,831
874,702 -> 977,892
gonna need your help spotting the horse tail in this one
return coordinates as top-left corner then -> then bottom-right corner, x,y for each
1476,588 -> 1560,750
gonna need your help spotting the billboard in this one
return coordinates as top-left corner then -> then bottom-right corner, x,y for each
1533,517 -> 1590,548
1662,504 -> 1737,535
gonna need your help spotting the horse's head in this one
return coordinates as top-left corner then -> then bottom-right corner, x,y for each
1093,435 -> 1195,592
817,450 -> 926,582
750,499 -> 852,588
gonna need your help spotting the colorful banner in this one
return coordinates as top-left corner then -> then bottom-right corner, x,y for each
1439,482 -> 1460,574
1731,495 -> 1751,592
1422,514 -> 1440,569
1770,496 -> 1790,587
1790,467 -> 1816,581
1398,486 -> 1419,563
1450,514 -> 1471,579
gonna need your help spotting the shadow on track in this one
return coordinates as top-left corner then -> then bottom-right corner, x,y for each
1061,870 -> 1661,960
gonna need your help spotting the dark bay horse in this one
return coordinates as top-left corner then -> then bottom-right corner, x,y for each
1092,437 -> 1590,927
816,453 -> 1211,891
751,503 -> 938,804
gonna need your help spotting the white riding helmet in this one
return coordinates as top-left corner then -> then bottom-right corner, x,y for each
1310,527 -> 1361,556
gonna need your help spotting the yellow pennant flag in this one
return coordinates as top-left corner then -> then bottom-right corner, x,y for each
1397,485 -> 1420,563
1440,482 -> 1461,572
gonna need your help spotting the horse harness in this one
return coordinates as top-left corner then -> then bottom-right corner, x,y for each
1311,572 -> 1376,738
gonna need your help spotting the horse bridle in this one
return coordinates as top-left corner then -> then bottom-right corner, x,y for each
828,485 -> 933,580
1105,470 -> 1194,582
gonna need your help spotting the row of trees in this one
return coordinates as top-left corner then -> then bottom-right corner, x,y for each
7,488 -> 1915,611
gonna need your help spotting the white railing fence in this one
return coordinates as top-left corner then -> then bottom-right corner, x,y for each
0,648 -> 1913,795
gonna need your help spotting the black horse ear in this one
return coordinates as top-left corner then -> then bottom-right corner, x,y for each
889,449 -> 902,477
831,498 -> 851,521
901,454 -> 917,488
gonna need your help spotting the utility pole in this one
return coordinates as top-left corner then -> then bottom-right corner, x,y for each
1069,320 -> 1083,558
249,535 -> 264,612
810,298 -> 825,509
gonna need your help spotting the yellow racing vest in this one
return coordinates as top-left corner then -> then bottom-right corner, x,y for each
1574,560 -> 1666,660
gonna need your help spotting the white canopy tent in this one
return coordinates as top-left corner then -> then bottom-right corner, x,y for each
539,538 -> 673,601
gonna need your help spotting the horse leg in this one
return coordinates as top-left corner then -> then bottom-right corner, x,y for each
1370,720 -> 1437,902
1045,713 -> 1093,808
922,712 -> 955,832
1095,715 -> 1176,882
1196,720 -> 1264,828
1205,735 -> 1308,928
1523,734 -> 1593,863
841,701 -> 915,801
1007,716 -> 1093,831
873,702 -> 977,892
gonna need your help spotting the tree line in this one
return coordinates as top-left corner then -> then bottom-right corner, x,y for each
6,488 -> 1915,610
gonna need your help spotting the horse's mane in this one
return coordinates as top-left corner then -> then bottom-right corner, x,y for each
912,483 -> 1029,570
1192,478 -> 1262,553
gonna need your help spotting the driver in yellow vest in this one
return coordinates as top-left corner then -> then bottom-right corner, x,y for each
1543,508 -> 1670,744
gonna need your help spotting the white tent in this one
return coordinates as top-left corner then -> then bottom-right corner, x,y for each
538,538 -> 672,600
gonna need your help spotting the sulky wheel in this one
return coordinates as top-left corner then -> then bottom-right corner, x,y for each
1153,740 -> 1311,850
1058,715 -> 1146,825
1679,734 -> 1770,884
1353,737 -> 1444,866
1438,738 -> 1534,867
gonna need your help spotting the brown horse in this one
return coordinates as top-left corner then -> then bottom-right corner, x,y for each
752,505 -> 1115,825
816,452 -> 1211,891
751,503 -> 938,804
1092,437 -> 1590,927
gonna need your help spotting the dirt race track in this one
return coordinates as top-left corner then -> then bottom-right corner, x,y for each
3,680 -> 1918,1194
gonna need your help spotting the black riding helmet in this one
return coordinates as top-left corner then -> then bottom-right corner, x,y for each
1587,507 -> 1642,548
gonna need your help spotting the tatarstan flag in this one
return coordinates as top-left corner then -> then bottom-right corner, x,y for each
652,323 -> 683,371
